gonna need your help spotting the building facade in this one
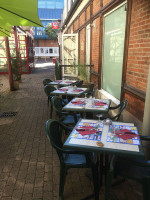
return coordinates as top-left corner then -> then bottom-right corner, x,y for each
33,0 -> 64,58
60,0 -> 150,123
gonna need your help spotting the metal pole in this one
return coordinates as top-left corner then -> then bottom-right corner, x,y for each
5,37 -> 14,91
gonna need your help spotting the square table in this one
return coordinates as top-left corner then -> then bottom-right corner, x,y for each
50,86 -> 89,97
48,80 -> 77,87
63,97 -> 111,114
64,118 -> 144,158
64,119 -> 144,200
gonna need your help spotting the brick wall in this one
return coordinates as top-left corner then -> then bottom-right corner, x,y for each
93,0 -> 101,15
125,0 -> 150,121
34,39 -> 58,47
74,19 -> 78,32
126,0 -> 150,92
91,18 -> 100,73
103,0 -> 111,7
124,93 -> 145,121
79,28 -> 86,64
86,5 -> 91,21
79,11 -> 86,27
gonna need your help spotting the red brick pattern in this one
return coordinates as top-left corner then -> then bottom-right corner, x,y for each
126,0 -> 150,92
103,0 -> 111,7
34,40 -> 58,47
124,93 -> 145,121
91,18 -> 100,73
74,19 -> 78,31
93,0 -> 101,15
79,11 -> 86,27
79,28 -> 86,64
86,5 -> 91,21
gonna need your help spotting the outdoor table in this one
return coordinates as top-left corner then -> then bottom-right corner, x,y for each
48,80 -> 77,87
50,86 -> 89,97
64,118 -> 144,199
63,97 -> 111,114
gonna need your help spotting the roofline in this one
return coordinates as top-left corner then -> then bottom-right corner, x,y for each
61,0 -> 82,31
40,19 -> 60,20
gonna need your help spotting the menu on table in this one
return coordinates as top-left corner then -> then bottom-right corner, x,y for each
107,125 -> 140,145
69,121 -> 104,146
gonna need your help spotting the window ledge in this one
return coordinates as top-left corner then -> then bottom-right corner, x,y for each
99,89 -> 120,105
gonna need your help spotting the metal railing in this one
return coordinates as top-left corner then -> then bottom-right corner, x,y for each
56,63 -> 94,80
34,47 -> 59,57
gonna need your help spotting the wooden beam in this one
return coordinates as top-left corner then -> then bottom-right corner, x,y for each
5,37 -> 14,91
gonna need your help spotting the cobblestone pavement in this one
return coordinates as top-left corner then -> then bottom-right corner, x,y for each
0,60 -> 142,200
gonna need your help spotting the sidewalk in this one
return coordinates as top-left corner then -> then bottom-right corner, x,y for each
0,60 -> 142,200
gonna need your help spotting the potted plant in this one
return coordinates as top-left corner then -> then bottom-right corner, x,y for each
11,51 -> 21,90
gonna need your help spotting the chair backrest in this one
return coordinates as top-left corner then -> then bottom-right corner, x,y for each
110,100 -> 127,121
43,78 -> 52,86
75,80 -> 83,87
52,96 -> 63,114
46,119 -> 64,160
44,85 -> 56,96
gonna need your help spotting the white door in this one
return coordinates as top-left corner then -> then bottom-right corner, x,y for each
62,33 -> 78,77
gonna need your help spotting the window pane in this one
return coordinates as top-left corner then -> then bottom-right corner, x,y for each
102,4 -> 127,100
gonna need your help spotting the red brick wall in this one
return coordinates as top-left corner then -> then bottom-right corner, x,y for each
93,0 -> 101,15
74,19 -> 78,32
79,11 -> 85,27
126,0 -> 150,92
91,18 -> 100,84
125,0 -> 150,121
103,0 -> 111,7
34,39 -> 58,47
86,5 -> 91,21
79,28 -> 86,64
124,93 -> 145,120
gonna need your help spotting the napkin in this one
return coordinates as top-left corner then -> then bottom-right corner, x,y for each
76,126 -> 97,136
71,100 -> 85,105
59,88 -> 68,91
55,80 -> 62,83
74,89 -> 83,92
94,101 -> 107,106
115,129 -> 137,140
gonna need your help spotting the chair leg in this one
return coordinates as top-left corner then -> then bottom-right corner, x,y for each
91,163 -> 99,200
50,101 -> 53,118
59,165 -> 67,200
105,169 -> 113,200
48,97 -> 49,107
142,178 -> 150,200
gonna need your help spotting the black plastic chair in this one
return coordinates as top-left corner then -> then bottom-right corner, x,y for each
105,135 -> 150,200
42,78 -> 52,86
74,80 -> 83,87
52,96 -> 81,125
46,119 -> 99,200
44,85 -> 56,117
102,100 -> 127,121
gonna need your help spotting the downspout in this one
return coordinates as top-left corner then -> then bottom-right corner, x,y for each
5,37 -> 14,91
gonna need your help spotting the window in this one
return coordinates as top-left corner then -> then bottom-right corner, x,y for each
102,2 -> 127,100
49,49 -> 53,53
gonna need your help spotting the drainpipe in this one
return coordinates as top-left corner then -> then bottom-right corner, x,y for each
142,63 -> 150,159
5,37 -> 14,91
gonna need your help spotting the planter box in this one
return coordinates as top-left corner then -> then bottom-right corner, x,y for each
13,80 -> 19,90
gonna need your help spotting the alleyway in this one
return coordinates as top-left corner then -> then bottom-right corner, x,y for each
0,60 -> 142,200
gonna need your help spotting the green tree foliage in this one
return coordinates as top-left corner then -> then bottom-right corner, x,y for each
44,23 -> 58,39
